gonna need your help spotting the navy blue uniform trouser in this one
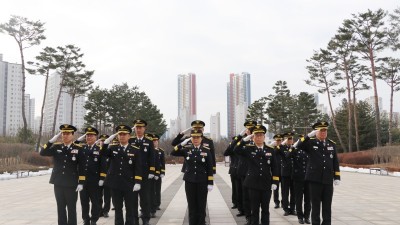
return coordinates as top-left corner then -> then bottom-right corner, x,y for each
54,185 -> 78,225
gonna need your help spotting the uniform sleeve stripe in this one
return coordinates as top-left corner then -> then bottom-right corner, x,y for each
208,176 -> 214,181
100,173 -> 107,177
135,176 -> 142,180
174,146 -> 178,151
79,176 -> 86,181
156,171 -> 160,174
149,167 -> 155,171
335,172 -> 340,176
161,169 -> 165,172
273,176 -> 279,181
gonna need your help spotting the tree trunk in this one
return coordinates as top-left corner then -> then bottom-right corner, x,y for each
36,70 -> 50,151
389,82 -> 394,145
326,82 -> 347,152
70,93 -> 75,125
344,58 -> 353,152
352,87 -> 361,151
52,77 -> 64,135
18,43 -> 28,143
369,49 -> 382,147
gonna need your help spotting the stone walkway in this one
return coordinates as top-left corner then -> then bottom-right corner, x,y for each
0,164 -> 399,225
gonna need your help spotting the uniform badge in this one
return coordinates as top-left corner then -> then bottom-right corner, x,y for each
202,158 -> 205,162
113,151 -> 118,154
186,157 -> 190,160
129,159 -> 132,164
71,149 -> 79,154
144,147 -> 147,152
330,154 -> 333,159
267,159 -> 270,164
72,156 -> 76,161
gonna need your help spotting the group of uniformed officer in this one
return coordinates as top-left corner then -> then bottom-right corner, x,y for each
41,119 -> 165,225
225,120 -> 341,225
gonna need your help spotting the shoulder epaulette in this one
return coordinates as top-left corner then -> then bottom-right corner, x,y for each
266,145 -> 274,149
109,143 -> 118,146
202,146 -> 210,150
53,142 -> 62,145
328,139 -> 336,144
245,144 -> 255,147
158,148 -> 164,151
203,136 -> 212,140
73,143 -> 82,147
310,138 -> 316,140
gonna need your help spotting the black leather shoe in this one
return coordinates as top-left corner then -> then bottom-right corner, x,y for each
290,211 -> 297,216
304,218 -> 311,224
142,219 -> 150,225
83,220 -> 90,225
298,218 -> 304,224
274,203 -> 280,208
91,221 -> 97,225
103,212 -> 109,218
151,212 -> 156,218
236,212 -> 245,217
231,204 -> 237,209
157,207 -> 161,210
283,211 -> 290,216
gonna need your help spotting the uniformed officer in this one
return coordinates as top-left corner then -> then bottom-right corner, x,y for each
144,133 -> 160,219
277,132 -> 296,216
74,127 -> 106,225
148,134 -> 165,213
40,124 -> 86,225
224,120 -> 256,222
129,119 -> 155,225
171,129 -> 214,225
289,134 -> 311,224
296,121 -> 340,225
234,125 -> 279,225
171,120 -> 217,174
98,134 -> 112,218
272,134 -> 284,209
102,125 -> 142,225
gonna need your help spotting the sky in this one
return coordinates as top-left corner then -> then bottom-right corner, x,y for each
1,0 -> 399,136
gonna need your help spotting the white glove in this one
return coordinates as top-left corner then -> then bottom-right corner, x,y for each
98,180 -> 104,186
160,174 -> 165,179
77,134 -> 86,142
239,128 -> 247,136
333,179 -> 340,186
307,130 -> 317,138
154,176 -> 159,180
180,138 -> 191,146
104,133 -> 118,144
181,127 -> 192,134
49,132 -> 62,143
271,184 -> 278,191
243,134 -> 254,142
270,141 -> 277,147
207,185 -> 213,192
293,140 -> 299,148
75,184 -> 83,192
282,139 -> 288,145
148,174 -> 155,179
133,183 -> 141,192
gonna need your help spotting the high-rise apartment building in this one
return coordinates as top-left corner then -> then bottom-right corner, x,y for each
177,73 -> 197,130
210,112 -> 221,142
227,72 -> 251,138
0,54 -> 35,136
42,72 -> 86,134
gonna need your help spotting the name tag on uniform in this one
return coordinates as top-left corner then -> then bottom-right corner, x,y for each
200,152 -> 207,156
313,146 -> 318,150
93,151 -> 99,155
71,149 -> 79,154
203,143 -> 209,147
251,152 -> 256,155
113,151 -> 118,154
127,153 -> 135,156
143,143 -> 149,146
265,153 -> 272,156
327,147 -> 334,151
57,150 -> 62,153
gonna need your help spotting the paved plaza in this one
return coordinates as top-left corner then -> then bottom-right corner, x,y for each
0,163 -> 399,225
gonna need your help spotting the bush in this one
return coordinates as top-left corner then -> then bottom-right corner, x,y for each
0,143 -> 34,158
338,151 -> 374,165
21,151 -> 52,167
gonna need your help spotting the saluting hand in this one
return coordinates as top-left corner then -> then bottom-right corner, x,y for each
77,134 -> 86,142
307,130 -> 317,138
243,134 -> 254,142
181,127 -> 192,135
49,132 -> 62,143
104,133 -> 118,144
239,128 -> 247,136
180,138 -> 191,146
